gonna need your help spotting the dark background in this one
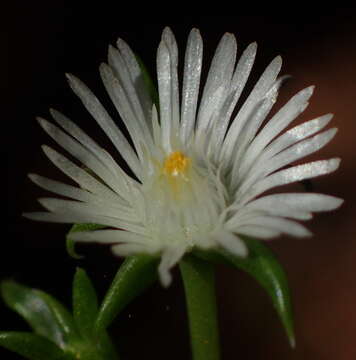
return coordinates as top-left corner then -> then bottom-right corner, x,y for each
4,8 -> 356,360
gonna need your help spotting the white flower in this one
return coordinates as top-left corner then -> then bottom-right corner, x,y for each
24,27 -> 342,286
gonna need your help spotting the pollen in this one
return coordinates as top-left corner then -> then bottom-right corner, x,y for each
163,151 -> 191,177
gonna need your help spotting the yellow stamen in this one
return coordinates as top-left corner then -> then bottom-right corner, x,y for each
163,151 -> 191,177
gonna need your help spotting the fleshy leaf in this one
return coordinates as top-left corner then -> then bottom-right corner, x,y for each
95,255 -> 159,331
72,268 -> 98,339
72,269 -> 119,359
66,223 -> 106,259
0,332 -> 69,360
194,238 -> 295,348
1,281 -> 80,350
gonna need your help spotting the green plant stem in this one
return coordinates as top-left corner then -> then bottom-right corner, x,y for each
179,255 -> 220,360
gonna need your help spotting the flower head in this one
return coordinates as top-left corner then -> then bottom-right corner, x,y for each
25,27 -> 342,286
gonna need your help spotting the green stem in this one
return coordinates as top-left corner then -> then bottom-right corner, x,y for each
179,255 -> 220,360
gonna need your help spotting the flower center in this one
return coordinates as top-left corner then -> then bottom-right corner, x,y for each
163,151 -> 191,177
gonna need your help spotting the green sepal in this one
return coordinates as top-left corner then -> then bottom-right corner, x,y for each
1,281 -> 80,350
66,223 -> 106,259
95,255 -> 159,331
72,268 -> 98,339
0,332 -> 69,360
194,238 -> 295,348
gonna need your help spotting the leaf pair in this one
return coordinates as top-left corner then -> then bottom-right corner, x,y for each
0,269 -> 118,360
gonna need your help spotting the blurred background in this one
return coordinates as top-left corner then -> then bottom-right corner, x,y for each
4,9 -> 356,360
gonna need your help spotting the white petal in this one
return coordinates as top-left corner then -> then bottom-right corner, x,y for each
50,109 -> 122,177
265,114 -> 333,158
41,145 -> 119,201
240,197 -> 312,221
196,32 -> 237,135
38,198 -> 134,222
244,86 -> 314,164
254,193 -> 344,212
29,173 -> 96,202
229,77 -> 287,189
236,216 -> 312,238
238,114 -> 333,179
214,42 -> 258,148
216,231 -> 248,257
162,27 -> 180,135
112,40 -> 153,133
66,73 -> 141,178
37,117 -> 127,197
108,45 -> 154,147
180,28 -> 203,144
157,41 -> 174,152
99,63 -> 152,160
50,108 -> 133,197
221,56 -> 282,163
151,104 -> 161,147
240,158 -> 341,204
111,243 -> 152,257
70,229 -> 149,244
231,225 -> 281,239
237,128 -> 338,195
116,38 -> 153,128
158,246 -> 186,287
263,128 -> 338,175
30,206 -> 145,234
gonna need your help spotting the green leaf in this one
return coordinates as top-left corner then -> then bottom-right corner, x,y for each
0,332 -> 69,360
66,223 -> 106,259
1,281 -> 80,350
179,255 -> 220,360
95,255 -> 159,331
194,238 -> 295,348
72,268 -> 98,339
135,55 -> 159,108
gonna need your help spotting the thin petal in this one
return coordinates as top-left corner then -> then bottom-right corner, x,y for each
41,145 -> 119,201
50,109 -> 123,178
196,32 -> 237,135
66,73 -> 141,178
244,86 -> 315,165
221,56 -> 282,163
238,113 -> 333,178
230,225 -> 281,239
99,63 -> 151,160
239,158 -> 341,205
237,128 -> 338,194
216,231 -> 248,257
214,43 -> 258,147
229,77 -> 287,188
71,229 -> 149,245
162,27 -> 180,134
37,117 -> 126,197
158,246 -> 186,287
116,38 -> 153,129
29,173 -> 97,202
180,28 -> 203,144
235,216 -> 312,238
38,198 -> 134,222
111,243 -> 152,256
252,193 -> 344,212
157,41 -> 173,152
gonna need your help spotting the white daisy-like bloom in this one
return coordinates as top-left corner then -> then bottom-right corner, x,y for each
25,27 -> 342,286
